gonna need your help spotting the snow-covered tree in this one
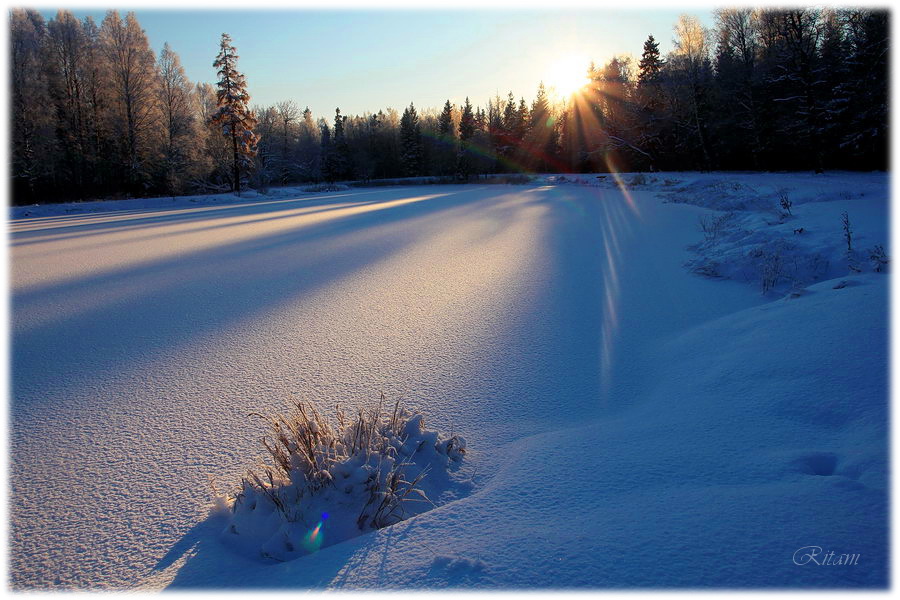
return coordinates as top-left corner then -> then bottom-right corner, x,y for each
46,10 -> 90,192
210,33 -> 259,194
158,43 -> 199,193
100,10 -> 162,193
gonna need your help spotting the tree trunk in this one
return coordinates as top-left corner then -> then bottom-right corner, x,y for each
232,126 -> 240,194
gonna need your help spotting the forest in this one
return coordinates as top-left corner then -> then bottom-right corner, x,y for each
9,8 -> 889,204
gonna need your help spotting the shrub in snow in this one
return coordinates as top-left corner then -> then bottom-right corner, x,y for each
841,211 -> 853,254
778,189 -> 793,216
302,183 -> 350,193
841,212 -> 864,273
698,212 -> 734,243
628,173 -> 647,186
759,249 -> 783,294
869,245 -> 889,272
223,397 -> 467,562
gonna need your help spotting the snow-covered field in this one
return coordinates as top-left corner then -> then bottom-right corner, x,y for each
9,172 -> 888,589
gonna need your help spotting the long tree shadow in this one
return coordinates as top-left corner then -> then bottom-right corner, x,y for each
12,183 -> 556,590
11,185 -> 528,414
148,185 -> 617,591
10,197 -> 386,250
9,187 -> 426,246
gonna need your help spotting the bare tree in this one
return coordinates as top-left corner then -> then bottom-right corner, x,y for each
10,9 -> 52,201
672,14 -> 713,170
275,100 -> 300,182
99,10 -> 162,192
158,43 -> 196,193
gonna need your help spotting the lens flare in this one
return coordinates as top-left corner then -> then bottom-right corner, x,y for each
302,520 -> 324,553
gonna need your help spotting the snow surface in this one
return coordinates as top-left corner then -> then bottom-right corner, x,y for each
9,173 -> 888,589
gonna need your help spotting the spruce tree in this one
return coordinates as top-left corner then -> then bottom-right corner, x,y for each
457,96 -> 476,179
638,34 -> 662,84
438,100 -> 453,138
501,91 -> 518,156
319,119 -> 334,182
331,107 -> 349,180
437,100 -> 455,175
211,33 -> 258,194
526,82 -> 556,171
399,102 -> 421,177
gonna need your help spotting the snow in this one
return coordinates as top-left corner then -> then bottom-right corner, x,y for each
9,172 -> 888,589
223,405 -> 471,563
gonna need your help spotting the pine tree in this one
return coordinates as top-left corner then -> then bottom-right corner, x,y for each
399,102 -> 421,177
210,32 -> 259,194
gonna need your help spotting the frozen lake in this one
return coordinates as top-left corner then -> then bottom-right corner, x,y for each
10,179 -> 887,589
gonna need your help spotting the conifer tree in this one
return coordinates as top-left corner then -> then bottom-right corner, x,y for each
438,100 -> 453,138
319,119 -> 334,182
501,91 -> 519,162
211,33 -> 258,193
437,100 -> 455,175
457,97 -> 476,179
638,34 -> 663,85
399,102 -> 421,177
526,82 -> 556,171
330,107 -> 349,179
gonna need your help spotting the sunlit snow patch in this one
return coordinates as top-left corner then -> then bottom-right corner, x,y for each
221,397 -> 470,562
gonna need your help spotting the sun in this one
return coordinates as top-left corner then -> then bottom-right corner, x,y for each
546,54 -> 591,98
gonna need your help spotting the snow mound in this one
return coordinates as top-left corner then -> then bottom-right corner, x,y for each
662,177 -> 777,212
677,175 -> 889,295
222,398 -> 470,563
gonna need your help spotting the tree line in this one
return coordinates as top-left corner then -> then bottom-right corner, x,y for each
9,8 -> 888,204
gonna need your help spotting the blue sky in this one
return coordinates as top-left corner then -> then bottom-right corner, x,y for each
39,8 -> 715,118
